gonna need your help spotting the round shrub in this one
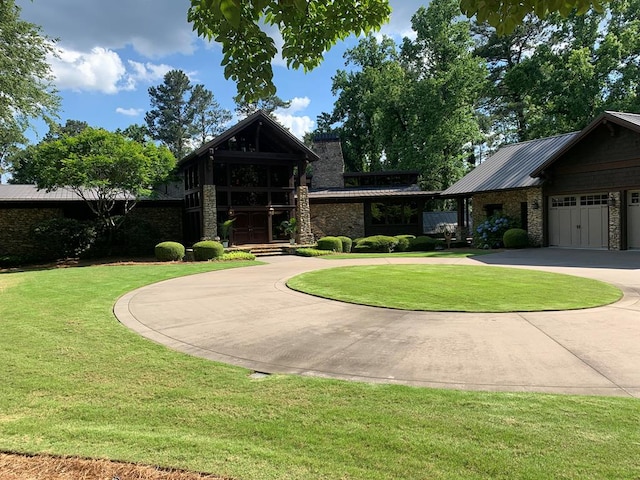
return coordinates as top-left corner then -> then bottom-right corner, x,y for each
353,235 -> 399,253
503,228 -> 529,249
192,240 -> 225,261
317,236 -> 343,252
394,235 -> 415,252
154,241 -> 185,261
407,236 -> 440,252
338,236 -> 353,253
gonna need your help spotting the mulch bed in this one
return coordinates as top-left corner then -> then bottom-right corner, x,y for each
0,453 -> 226,480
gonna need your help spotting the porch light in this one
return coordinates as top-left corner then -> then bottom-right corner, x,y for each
608,195 -> 616,207
532,199 -> 540,210
268,205 -> 275,216
228,206 -> 235,217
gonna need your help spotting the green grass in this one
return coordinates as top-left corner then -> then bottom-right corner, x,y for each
286,264 -> 622,312
325,249 -> 490,259
0,261 -> 638,479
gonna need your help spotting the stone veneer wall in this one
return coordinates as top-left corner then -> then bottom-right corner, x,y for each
472,187 -> 543,247
201,185 -> 217,240
296,186 -> 313,244
0,207 -> 63,255
608,191 -> 621,250
526,188 -> 544,247
310,203 -> 365,240
311,139 -> 345,189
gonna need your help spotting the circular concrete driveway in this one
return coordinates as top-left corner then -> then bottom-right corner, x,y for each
114,249 -> 640,397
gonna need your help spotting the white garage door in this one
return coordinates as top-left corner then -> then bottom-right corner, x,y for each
548,194 -> 608,248
628,191 -> 640,249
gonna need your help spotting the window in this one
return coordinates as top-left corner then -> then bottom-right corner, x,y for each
551,196 -> 576,207
369,201 -> 418,226
184,165 -> 199,190
484,204 -> 503,217
580,194 -> 608,206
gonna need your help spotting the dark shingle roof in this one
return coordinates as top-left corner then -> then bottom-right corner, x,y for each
442,132 -> 579,196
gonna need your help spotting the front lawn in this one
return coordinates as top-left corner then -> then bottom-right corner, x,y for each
0,262 -> 637,479
286,264 -> 622,312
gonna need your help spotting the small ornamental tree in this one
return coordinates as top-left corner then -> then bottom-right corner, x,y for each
30,128 -> 175,232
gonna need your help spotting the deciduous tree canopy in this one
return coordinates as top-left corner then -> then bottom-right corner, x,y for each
186,0 -> 604,101
29,128 -> 175,229
0,0 -> 59,181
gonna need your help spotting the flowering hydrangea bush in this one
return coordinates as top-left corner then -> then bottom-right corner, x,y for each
473,214 -> 516,248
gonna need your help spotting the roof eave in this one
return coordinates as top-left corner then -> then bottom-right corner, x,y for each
530,111 -> 640,177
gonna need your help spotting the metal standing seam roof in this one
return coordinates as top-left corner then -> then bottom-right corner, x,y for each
0,184 -> 180,202
442,131 -> 579,196
309,185 -> 440,200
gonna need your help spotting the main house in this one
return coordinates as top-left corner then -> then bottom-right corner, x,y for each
177,111 -> 439,245
443,111 -> 640,250
0,111 -> 437,256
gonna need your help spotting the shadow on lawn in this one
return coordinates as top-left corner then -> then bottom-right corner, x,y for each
475,248 -> 640,270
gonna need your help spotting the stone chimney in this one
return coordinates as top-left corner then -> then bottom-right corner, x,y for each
311,133 -> 345,189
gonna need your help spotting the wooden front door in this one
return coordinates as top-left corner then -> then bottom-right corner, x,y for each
232,212 -> 269,244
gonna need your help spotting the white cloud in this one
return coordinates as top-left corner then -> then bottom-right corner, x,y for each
50,47 -> 128,94
116,107 -> 144,117
49,46 -> 178,94
274,97 -> 314,138
128,61 -> 173,83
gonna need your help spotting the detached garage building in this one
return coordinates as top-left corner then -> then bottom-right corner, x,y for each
443,111 -> 640,250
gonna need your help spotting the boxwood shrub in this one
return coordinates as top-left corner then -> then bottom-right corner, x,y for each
407,236 -> 441,252
154,241 -> 185,261
394,234 -> 415,252
353,235 -> 399,253
317,236 -> 343,252
503,228 -> 529,249
192,240 -> 225,261
337,236 -> 353,253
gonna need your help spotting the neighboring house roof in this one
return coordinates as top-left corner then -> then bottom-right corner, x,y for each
309,185 -> 440,200
530,111 -> 640,177
0,184 -> 180,202
179,110 -> 320,165
442,132 -> 579,196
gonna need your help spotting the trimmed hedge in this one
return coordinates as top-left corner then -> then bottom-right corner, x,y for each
154,241 -> 185,262
353,235 -> 398,253
337,236 -> 353,253
407,236 -> 441,252
317,236 -> 343,252
222,251 -> 256,261
193,240 -> 225,261
295,247 -> 335,257
503,228 -> 529,249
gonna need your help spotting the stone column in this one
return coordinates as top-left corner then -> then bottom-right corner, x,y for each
608,191 -> 621,250
202,185 -> 218,240
296,185 -> 313,244
527,188 -> 544,247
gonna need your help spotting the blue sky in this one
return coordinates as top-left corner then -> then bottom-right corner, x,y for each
17,0 -> 429,141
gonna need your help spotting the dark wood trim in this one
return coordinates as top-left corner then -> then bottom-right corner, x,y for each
212,151 -> 306,162
554,158 -> 640,175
